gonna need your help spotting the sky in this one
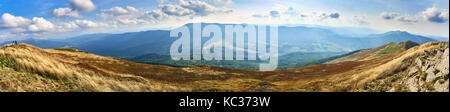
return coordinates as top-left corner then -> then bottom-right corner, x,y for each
0,0 -> 449,41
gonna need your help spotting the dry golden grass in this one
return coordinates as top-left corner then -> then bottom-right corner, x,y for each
300,41 -> 449,92
0,67 -> 72,92
0,41 -> 447,92
350,42 -> 447,88
263,41 -> 448,92
328,41 -> 418,64
0,44 -> 189,92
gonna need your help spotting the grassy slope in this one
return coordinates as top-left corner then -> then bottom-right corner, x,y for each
124,52 -> 343,70
0,68 -> 73,92
54,48 -> 80,53
327,41 -> 419,64
305,41 -> 448,92
0,44 -> 187,92
375,44 -> 403,57
0,41 -> 447,92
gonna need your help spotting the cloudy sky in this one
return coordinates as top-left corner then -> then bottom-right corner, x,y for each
0,0 -> 448,41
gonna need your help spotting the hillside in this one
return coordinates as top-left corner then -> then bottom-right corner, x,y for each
1,24 -> 437,71
359,43 -> 449,92
0,41 -> 448,92
124,52 -> 344,70
324,41 -> 448,92
327,40 -> 420,63
2,24 -> 435,57
0,44 -> 188,92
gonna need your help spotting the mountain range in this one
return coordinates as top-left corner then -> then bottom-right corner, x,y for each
3,23 -> 436,56
1,23 -> 438,69
1,41 -> 447,92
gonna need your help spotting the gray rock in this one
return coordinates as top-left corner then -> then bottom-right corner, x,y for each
364,46 -> 448,92
444,48 -> 449,56
408,66 -> 418,77
406,78 -> 419,92
404,48 -> 449,92
434,80 -> 449,92
415,58 -> 422,68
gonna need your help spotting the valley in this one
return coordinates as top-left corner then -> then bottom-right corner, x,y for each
1,23 -> 438,70
0,41 -> 448,92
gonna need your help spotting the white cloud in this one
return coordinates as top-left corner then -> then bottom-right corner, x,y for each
160,4 -> 193,16
73,20 -> 105,28
351,16 -> 368,25
55,19 -> 112,33
421,7 -> 449,23
98,6 -> 141,19
55,20 -> 106,32
27,17 -> 55,32
252,14 -> 267,18
380,12 -> 400,20
270,11 -> 280,17
52,8 -> 81,18
158,0 -> 168,3
381,7 -> 448,24
126,6 -> 139,13
396,16 -> 419,23
51,0 -> 96,18
0,33 -> 14,38
101,6 -> 138,16
70,0 -> 96,12
0,13 -> 55,34
210,0 -> 232,4
253,6 -> 340,24
96,6 -> 157,26
321,12 -> 340,19
57,22 -> 80,32
0,13 -> 32,28
116,18 -> 149,25
380,12 -> 418,23
142,10 -> 167,20
11,28 -> 28,33
0,32 -> 26,41
106,7 -> 129,15
155,0 -> 232,18
0,14 -> 56,39
178,0 -> 232,16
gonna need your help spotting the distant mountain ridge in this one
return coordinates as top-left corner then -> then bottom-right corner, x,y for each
327,40 -> 420,64
2,41 -> 447,92
1,23 -> 436,58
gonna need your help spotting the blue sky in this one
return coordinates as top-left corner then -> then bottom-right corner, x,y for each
0,0 -> 448,41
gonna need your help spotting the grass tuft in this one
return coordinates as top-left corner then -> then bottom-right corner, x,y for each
54,48 -> 79,52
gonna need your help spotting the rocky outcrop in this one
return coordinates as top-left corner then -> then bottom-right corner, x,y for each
402,48 -> 449,92
360,45 -> 449,92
